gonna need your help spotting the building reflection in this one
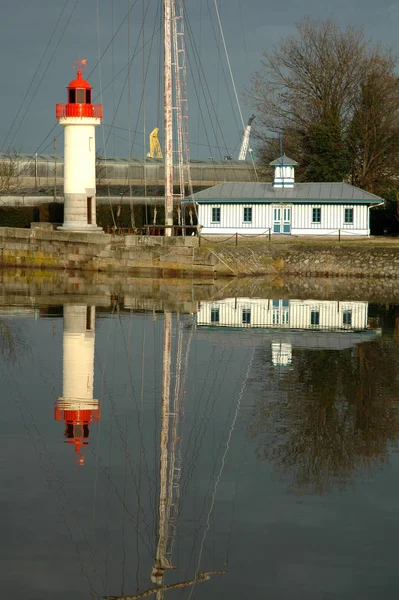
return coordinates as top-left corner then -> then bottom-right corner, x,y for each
196,296 -> 399,495
197,297 -> 380,367
54,305 -> 100,465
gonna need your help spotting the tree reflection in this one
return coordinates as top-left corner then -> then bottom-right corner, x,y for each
0,320 -> 29,364
250,341 -> 399,494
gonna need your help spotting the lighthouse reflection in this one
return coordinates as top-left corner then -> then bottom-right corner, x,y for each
54,304 -> 100,465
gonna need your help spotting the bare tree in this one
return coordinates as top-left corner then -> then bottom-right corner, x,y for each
0,151 -> 21,194
348,51 -> 399,193
249,17 -> 399,189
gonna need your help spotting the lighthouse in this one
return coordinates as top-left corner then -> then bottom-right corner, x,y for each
56,61 -> 103,232
54,305 -> 100,465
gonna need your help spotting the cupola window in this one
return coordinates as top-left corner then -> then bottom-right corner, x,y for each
76,89 -> 85,103
68,88 -> 91,104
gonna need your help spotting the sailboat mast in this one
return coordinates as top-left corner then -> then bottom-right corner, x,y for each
164,0 -> 174,237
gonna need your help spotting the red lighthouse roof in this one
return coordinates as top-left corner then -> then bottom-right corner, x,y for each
67,70 -> 92,90
56,64 -> 102,120
55,405 -> 101,465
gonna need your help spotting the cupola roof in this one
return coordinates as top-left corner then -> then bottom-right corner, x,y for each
67,70 -> 92,90
269,154 -> 298,166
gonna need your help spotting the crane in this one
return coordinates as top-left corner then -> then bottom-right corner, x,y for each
238,114 -> 255,161
148,127 -> 163,159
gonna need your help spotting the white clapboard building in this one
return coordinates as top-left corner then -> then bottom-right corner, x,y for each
189,155 -> 382,236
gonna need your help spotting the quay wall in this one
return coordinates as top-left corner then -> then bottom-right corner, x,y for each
1,227 -> 399,278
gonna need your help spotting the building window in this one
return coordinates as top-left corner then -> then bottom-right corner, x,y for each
243,207 -> 252,223
343,310 -> 352,326
85,89 -> 92,104
312,207 -> 321,223
212,207 -> 221,223
68,89 -> 76,104
310,310 -> 320,326
242,309 -> 251,324
211,308 -> 219,323
344,208 -> 354,224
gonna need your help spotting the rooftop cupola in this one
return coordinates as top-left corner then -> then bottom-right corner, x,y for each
270,154 -> 298,188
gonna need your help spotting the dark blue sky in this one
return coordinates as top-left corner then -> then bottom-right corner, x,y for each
1,0 -> 398,160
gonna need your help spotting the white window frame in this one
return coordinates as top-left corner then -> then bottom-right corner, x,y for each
312,206 -> 321,225
243,206 -> 252,224
211,206 -> 221,224
343,206 -> 354,227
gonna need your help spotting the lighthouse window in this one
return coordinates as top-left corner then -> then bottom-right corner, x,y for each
86,89 -> 92,104
68,89 -> 76,103
76,89 -> 85,103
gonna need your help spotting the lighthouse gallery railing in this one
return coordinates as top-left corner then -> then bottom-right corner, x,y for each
56,104 -> 103,119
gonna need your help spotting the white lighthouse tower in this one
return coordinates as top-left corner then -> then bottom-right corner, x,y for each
56,61 -> 103,232
54,305 -> 100,465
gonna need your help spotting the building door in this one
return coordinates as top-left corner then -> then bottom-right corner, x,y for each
273,205 -> 291,233
87,197 -> 92,224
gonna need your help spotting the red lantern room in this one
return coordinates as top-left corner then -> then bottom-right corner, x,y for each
56,65 -> 103,120
54,405 -> 101,466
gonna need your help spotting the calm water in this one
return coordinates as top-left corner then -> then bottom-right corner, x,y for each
1,274 -> 399,599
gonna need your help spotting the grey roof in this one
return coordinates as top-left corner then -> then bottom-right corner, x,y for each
269,154 -> 299,166
191,182 -> 383,204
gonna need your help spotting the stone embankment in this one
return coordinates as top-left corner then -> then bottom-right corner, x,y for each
1,227 -> 399,278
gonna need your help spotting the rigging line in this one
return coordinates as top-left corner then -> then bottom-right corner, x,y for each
179,347 -> 234,513
92,25 -> 161,103
1,0 -> 70,152
143,0 -> 148,226
103,122 -> 239,153
88,0 -> 141,79
189,348 -> 255,599
196,0 -> 203,160
5,0 -> 80,152
238,0 -> 252,74
126,0 -> 159,161
205,0 -> 241,141
213,0 -> 244,131
112,0 -> 116,157
117,312 -> 157,533
121,416 -> 129,596
182,29 -> 223,183
124,0 -> 156,224
136,327 -> 146,593
127,0 -> 135,230
178,346 -> 237,590
118,0 -> 159,216
92,301 -> 118,544
96,0 -> 117,229
185,350 -> 245,541
183,11 -> 241,195
102,8 -> 156,154
184,14 -> 230,157
213,0 -> 258,178
185,4 -> 236,162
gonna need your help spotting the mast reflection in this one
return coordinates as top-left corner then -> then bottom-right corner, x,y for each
54,304 -> 100,465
